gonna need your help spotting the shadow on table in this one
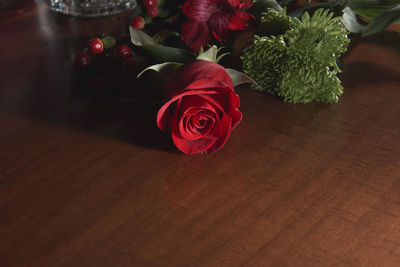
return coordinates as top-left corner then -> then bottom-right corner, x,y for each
14,57 -> 177,153
63,55 -> 179,153
341,62 -> 400,89
347,30 -> 400,56
66,98 -> 178,152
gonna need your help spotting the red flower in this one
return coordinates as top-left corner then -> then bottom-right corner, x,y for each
157,60 -> 242,154
181,0 -> 255,51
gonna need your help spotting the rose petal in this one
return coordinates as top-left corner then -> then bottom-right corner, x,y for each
180,112 -> 216,140
182,79 -> 233,94
158,86 -> 240,131
157,99 -> 179,131
178,98 -> 218,140
230,92 -> 240,109
158,89 -> 224,130
184,61 -> 233,89
180,96 -> 219,135
171,109 -> 215,154
173,61 -> 234,91
179,95 -> 219,115
198,91 -> 241,113
230,108 -> 242,129
204,113 -> 231,154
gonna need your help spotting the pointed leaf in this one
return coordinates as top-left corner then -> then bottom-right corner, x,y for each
141,44 -> 195,63
101,36 -> 116,49
226,68 -> 258,87
138,62 -> 182,78
288,0 -> 347,18
362,3 -> 400,36
130,27 -> 157,46
348,0 -> 400,20
130,27 -> 195,63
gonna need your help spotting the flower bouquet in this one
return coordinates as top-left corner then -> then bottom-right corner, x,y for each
72,0 -> 400,154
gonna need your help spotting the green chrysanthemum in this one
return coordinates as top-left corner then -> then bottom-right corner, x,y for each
256,8 -> 296,37
241,8 -> 350,103
242,35 -> 287,94
279,62 -> 343,103
285,9 -> 349,70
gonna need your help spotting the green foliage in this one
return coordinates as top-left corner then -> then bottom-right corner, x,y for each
130,27 -> 194,63
285,9 -> 349,68
242,8 -> 350,103
256,8 -> 295,37
362,3 -> 400,36
287,0 -> 400,35
250,0 -> 283,18
348,0 -> 400,20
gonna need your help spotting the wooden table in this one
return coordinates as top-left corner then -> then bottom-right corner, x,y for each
1,1 -> 400,266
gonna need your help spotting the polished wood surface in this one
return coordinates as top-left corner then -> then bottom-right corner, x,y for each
1,1 -> 400,266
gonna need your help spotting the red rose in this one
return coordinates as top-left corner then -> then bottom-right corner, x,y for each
157,60 -> 242,154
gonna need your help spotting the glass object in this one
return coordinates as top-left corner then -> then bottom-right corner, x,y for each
50,0 -> 137,17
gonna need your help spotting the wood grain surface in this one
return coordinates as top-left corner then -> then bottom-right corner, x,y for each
1,1 -> 400,266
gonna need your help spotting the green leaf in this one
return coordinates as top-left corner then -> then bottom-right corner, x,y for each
130,27 -> 157,46
152,30 -> 179,44
288,0 -> 347,18
362,3 -> 400,36
348,0 -> 400,21
141,44 -> 194,63
138,62 -> 182,78
225,68 -> 258,87
101,36 -> 116,49
341,7 -> 366,33
249,0 -> 282,18
130,27 -> 195,63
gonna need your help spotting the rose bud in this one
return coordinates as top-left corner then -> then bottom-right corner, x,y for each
157,60 -> 242,154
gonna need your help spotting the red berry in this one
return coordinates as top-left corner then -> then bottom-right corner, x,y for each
74,52 -> 90,67
130,16 -> 145,30
143,0 -> 157,10
147,8 -> 158,18
89,38 -> 103,54
115,44 -> 132,59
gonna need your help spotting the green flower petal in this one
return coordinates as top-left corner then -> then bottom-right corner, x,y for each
241,8 -> 350,103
